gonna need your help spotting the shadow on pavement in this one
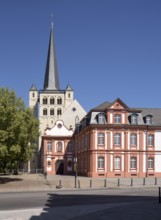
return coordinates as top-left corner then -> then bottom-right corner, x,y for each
0,175 -> 23,184
29,192 -> 161,220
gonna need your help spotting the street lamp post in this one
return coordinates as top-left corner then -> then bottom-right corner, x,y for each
74,116 -> 80,188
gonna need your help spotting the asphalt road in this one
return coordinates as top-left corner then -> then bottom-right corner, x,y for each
0,188 -> 161,220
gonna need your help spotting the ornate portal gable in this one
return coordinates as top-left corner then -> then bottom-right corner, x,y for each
44,120 -> 73,137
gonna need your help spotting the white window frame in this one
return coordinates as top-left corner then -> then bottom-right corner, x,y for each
98,156 -> 105,169
130,133 -> 137,146
114,114 -> 121,124
47,142 -> 52,151
147,134 -> 154,146
130,157 -> 137,169
148,157 -> 154,169
98,133 -> 105,145
114,133 -> 121,145
114,156 -> 121,170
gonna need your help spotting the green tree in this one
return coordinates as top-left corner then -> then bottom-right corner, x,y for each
0,88 -> 39,173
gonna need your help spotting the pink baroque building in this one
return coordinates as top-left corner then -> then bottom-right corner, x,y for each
74,98 -> 161,178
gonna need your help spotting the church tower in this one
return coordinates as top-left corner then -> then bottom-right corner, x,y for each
29,22 -> 86,153
39,22 -> 75,138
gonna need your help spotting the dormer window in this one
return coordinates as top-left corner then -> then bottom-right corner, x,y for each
131,114 -> 137,125
114,114 -> 121,124
146,115 -> 152,125
98,113 -> 105,124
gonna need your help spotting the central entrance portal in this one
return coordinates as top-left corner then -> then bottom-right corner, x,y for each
55,160 -> 64,175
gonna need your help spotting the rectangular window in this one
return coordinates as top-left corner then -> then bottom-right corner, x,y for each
98,133 -> 105,145
114,133 -> 121,145
98,156 -> 104,169
114,157 -> 121,169
148,157 -> 154,169
130,157 -> 137,169
57,141 -> 62,152
114,114 -> 121,124
47,142 -> 52,151
147,134 -> 154,146
130,133 -> 137,146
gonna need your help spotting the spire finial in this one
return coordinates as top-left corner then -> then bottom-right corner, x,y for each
51,14 -> 54,29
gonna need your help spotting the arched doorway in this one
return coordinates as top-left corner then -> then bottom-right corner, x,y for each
55,160 -> 64,175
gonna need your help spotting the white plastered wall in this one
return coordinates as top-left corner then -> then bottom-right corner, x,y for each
155,131 -> 161,172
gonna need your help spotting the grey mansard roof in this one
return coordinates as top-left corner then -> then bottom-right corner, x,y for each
89,99 -> 161,126
43,23 -> 60,90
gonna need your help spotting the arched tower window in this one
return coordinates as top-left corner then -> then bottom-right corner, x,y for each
43,97 -> 47,105
50,108 -> 54,115
32,92 -> 35,98
50,97 -> 54,105
43,108 -> 47,115
57,108 -> 62,115
57,97 -> 62,105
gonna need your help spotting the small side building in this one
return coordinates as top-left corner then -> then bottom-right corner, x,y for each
42,120 -> 74,175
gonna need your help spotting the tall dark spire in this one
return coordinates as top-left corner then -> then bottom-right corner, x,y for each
43,22 -> 60,90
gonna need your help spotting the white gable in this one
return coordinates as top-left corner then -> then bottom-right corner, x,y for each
61,99 -> 87,130
45,120 -> 73,137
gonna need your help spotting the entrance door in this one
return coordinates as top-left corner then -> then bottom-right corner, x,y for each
55,160 -> 64,175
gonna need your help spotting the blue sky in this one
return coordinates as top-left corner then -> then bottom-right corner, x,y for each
0,0 -> 161,112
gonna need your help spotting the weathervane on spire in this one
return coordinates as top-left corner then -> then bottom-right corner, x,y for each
51,14 -> 54,29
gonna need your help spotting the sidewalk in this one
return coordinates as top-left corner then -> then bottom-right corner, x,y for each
0,174 -> 161,193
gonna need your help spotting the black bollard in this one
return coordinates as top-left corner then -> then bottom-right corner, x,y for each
78,180 -> 80,189
90,179 -> 92,188
155,178 -> 157,185
59,180 -> 62,188
159,187 -> 161,203
118,178 -> 120,187
131,178 -> 133,186
104,179 -> 107,187
143,178 -> 145,186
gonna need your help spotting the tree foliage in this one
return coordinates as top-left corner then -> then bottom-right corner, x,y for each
0,88 -> 39,172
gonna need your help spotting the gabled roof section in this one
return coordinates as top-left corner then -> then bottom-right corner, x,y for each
43,22 -> 60,90
29,84 -> 38,91
106,98 -> 129,110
